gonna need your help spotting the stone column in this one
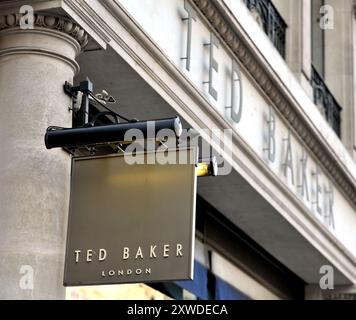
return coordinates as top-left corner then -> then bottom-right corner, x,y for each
0,13 -> 88,299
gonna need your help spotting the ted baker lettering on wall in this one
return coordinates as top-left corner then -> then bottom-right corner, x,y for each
181,1 -> 335,230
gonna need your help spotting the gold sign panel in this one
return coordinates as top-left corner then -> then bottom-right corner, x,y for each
64,148 -> 197,286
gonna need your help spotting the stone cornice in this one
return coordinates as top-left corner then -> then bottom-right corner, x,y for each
192,0 -> 356,208
0,12 -> 89,48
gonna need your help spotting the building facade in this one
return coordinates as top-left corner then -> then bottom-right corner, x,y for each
0,0 -> 356,299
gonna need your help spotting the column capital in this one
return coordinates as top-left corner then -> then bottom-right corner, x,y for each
0,12 -> 89,48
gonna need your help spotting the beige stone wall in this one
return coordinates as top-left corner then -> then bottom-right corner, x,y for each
323,0 -> 355,157
272,0 -> 303,80
353,7 -> 356,159
272,0 -> 356,158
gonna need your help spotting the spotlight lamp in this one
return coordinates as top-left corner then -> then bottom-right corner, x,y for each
45,117 -> 182,150
196,156 -> 218,177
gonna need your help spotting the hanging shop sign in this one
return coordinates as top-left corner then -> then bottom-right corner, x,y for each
64,147 -> 197,286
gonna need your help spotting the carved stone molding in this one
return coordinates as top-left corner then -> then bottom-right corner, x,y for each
192,0 -> 356,207
0,12 -> 89,48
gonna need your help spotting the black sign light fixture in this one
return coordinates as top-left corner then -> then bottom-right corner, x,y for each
45,117 -> 183,150
44,78 -> 218,177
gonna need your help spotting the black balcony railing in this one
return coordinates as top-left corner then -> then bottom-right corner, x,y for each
311,65 -> 342,137
243,0 -> 287,58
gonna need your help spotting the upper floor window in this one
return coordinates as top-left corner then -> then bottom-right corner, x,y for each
311,0 -> 325,77
243,0 -> 287,58
311,66 -> 341,136
310,0 -> 341,137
